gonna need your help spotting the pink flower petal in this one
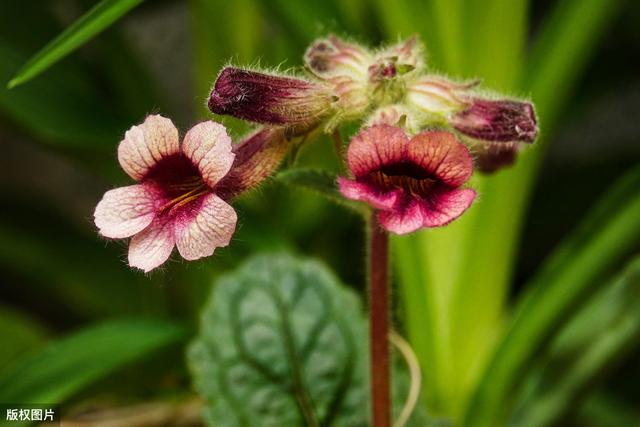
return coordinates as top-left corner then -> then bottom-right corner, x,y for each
338,177 -> 400,210
347,125 -> 408,178
378,200 -> 424,235
379,188 -> 476,234
174,193 -> 237,261
181,121 -> 235,188
128,217 -> 175,272
94,184 -> 159,239
118,115 -> 180,181
407,131 -> 473,186
421,188 -> 477,227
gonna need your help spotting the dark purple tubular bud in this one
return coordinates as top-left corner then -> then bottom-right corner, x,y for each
452,99 -> 538,143
208,67 -> 334,126
216,127 -> 291,197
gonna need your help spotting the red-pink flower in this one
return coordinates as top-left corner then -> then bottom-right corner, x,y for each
338,125 -> 476,234
94,115 -> 237,272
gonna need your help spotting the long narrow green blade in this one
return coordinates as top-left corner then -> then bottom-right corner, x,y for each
462,165 -> 640,427
0,319 -> 185,404
8,0 -> 145,88
512,258 -> 640,427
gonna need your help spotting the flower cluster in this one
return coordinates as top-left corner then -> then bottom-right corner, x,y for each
209,34 -> 537,172
96,34 -> 539,270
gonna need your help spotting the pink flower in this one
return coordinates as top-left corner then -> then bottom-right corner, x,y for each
94,115 -> 238,272
338,125 -> 476,234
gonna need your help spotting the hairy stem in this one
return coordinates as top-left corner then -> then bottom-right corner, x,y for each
369,214 -> 391,427
331,128 -> 346,171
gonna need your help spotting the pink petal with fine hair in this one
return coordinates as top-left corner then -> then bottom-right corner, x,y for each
182,121 -> 235,188
118,115 -> 180,181
347,125 -> 408,178
338,177 -> 401,210
378,200 -> 424,235
128,218 -> 175,272
94,184 -> 159,239
174,193 -> 237,261
421,188 -> 476,227
407,131 -> 473,186
379,188 -> 476,234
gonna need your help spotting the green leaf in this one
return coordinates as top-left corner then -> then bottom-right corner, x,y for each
0,197 -> 166,318
0,319 -> 185,405
462,0 -> 528,88
524,0 -> 624,132
276,168 -> 365,215
461,165 -> 640,427
0,40 -> 131,149
260,0 -> 349,49
396,0 -> 625,414
0,305 -> 49,372
8,0 -> 146,89
511,257 -> 640,427
189,253 -> 369,426
578,391 -> 640,427
189,253 -> 428,426
277,168 -> 339,198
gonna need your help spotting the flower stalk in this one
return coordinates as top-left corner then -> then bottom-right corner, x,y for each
369,214 -> 391,427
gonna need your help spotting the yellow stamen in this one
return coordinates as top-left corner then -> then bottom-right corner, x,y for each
159,183 -> 210,213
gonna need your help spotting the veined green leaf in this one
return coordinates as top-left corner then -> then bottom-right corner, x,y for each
189,253 -> 369,426
8,0 -> 146,89
462,165 -> 640,427
0,319 -> 185,404
511,258 -> 640,427
188,253 -> 429,426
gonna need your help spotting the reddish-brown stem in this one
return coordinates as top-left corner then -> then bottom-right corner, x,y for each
369,214 -> 391,427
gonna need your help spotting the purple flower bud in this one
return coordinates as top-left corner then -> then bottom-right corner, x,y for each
208,67 -> 334,127
452,99 -> 538,143
472,142 -> 519,173
304,35 -> 372,80
216,127 -> 291,197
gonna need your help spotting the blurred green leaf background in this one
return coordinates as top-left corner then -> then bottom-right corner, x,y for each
0,0 -> 638,426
